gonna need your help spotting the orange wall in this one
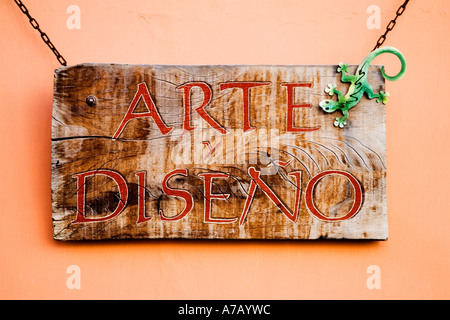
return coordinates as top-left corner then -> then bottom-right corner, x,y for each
0,0 -> 449,299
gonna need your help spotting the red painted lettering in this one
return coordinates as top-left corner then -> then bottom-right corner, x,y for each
219,82 -> 270,133
112,82 -> 173,140
281,83 -> 319,132
198,172 -> 237,224
160,169 -> 194,221
305,170 -> 363,221
177,82 -> 227,134
239,167 -> 302,225
135,171 -> 152,223
72,169 -> 128,223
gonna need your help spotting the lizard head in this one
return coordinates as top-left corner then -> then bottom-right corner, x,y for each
319,99 -> 340,113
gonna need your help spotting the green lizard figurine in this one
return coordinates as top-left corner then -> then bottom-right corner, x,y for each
319,46 -> 406,128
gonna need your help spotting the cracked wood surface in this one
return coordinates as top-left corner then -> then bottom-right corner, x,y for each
51,64 -> 387,240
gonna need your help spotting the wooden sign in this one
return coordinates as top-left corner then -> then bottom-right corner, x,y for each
51,64 -> 387,240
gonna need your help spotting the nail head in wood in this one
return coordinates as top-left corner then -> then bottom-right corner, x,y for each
85,95 -> 96,107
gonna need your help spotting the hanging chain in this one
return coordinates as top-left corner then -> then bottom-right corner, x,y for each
14,0 -> 67,66
373,0 -> 410,51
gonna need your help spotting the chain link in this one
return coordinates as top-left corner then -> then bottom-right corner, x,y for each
14,0 -> 67,66
373,0 -> 410,51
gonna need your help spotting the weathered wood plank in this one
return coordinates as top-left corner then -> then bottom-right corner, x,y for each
51,64 -> 387,240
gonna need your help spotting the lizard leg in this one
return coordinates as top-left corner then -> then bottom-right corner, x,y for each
334,109 -> 349,128
341,72 -> 354,83
338,63 -> 355,83
325,83 -> 343,99
365,84 -> 390,104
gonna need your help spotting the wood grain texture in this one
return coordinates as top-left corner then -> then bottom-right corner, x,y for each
51,64 -> 387,240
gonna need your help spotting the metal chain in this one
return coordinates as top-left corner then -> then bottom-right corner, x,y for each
14,0 -> 67,66
373,0 -> 410,51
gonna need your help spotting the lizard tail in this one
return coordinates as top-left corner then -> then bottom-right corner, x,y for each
365,47 -> 407,81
